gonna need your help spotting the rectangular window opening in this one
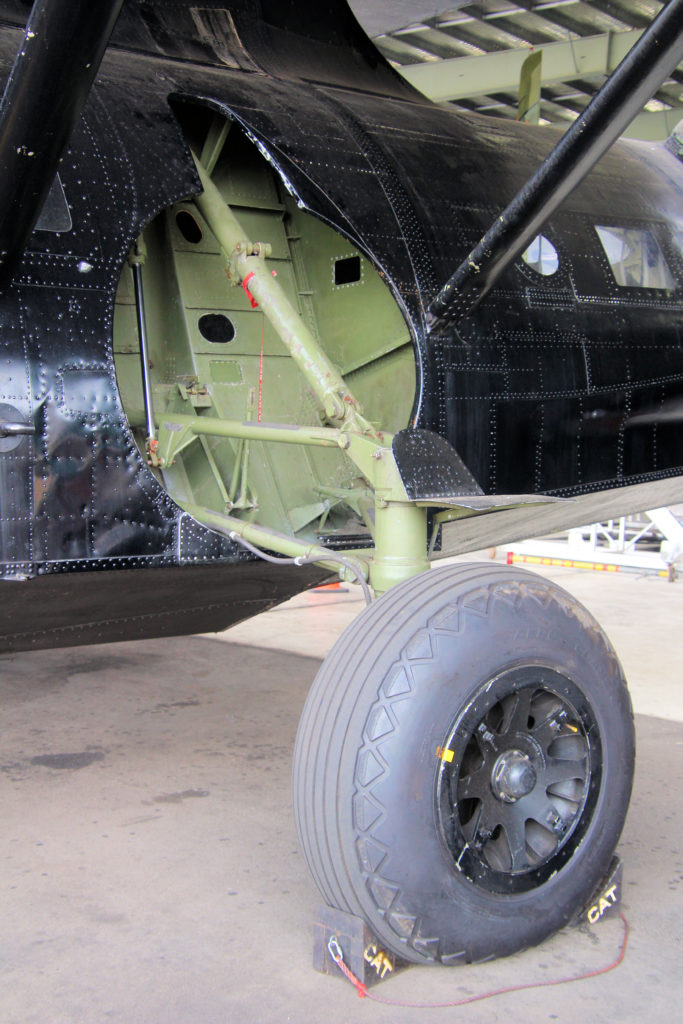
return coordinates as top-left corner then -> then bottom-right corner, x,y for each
595,225 -> 676,290
334,255 -> 361,286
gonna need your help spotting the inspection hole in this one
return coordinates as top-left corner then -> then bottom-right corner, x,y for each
334,255 -> 361,286
199,314 -> 236,343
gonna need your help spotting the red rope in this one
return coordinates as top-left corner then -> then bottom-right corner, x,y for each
258,312 -> 264,422
336,956 -> 367,999
329,913 -> 629,1009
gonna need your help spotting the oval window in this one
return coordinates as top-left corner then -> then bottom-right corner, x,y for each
198,314 -> 236,344
176,210 -> 203,244
521,235 -> 559,276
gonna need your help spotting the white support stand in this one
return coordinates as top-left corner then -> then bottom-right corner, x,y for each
507,507 -> 683,579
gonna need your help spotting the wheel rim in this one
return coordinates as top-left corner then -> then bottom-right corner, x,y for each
437,666 -> 602,895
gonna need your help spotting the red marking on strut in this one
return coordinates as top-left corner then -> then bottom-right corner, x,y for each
242,271 -> 258,309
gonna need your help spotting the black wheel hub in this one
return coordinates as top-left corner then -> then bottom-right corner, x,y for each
491,749 -> 537,802
437,666 -> 602,895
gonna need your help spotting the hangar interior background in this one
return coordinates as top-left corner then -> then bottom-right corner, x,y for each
350,0 -> 683,139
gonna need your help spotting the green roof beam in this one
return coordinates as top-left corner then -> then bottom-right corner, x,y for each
398,27 -> 645,102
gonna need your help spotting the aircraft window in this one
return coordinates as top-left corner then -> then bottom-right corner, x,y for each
35,173 -> 72,233
334,255 -> 361,286
596,225 -> 675,289
176,210 -> 203,244
521,235 -> 558,276
199,314 -> 235,343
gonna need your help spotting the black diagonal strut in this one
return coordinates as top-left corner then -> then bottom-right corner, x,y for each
428,0 -> 683,331
0,0 -> 124,286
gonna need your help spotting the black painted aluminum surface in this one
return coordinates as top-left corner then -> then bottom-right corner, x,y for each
0,0 -> 124,284
393,429 -> 482,501
428,0 -> 683,327
0,0 -> 682,649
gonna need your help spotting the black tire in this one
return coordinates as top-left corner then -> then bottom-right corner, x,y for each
293,562 -> 635,964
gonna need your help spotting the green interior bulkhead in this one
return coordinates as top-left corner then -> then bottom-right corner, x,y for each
113,107 -> 416,550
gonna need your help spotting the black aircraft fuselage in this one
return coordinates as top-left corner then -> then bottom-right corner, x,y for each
2,0 -> 683,971
0,0 -> 681,653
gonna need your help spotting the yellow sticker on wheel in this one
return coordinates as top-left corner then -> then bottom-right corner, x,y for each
436,746 -> 454,763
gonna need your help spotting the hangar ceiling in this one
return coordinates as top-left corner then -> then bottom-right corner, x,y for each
349,0 -> 683,140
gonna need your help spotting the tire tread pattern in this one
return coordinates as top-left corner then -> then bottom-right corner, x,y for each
293,563 -> 633,964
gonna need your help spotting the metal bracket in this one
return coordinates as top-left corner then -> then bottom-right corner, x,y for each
0,421 -> 34,437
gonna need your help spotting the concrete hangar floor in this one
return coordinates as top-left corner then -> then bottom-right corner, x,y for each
1,552 -> 682,1024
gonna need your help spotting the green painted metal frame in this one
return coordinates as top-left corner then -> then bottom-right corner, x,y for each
126,129 -> 557,597
141,154 -> 429,596
155,407 -> 430,594
192,155 -> 379,437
